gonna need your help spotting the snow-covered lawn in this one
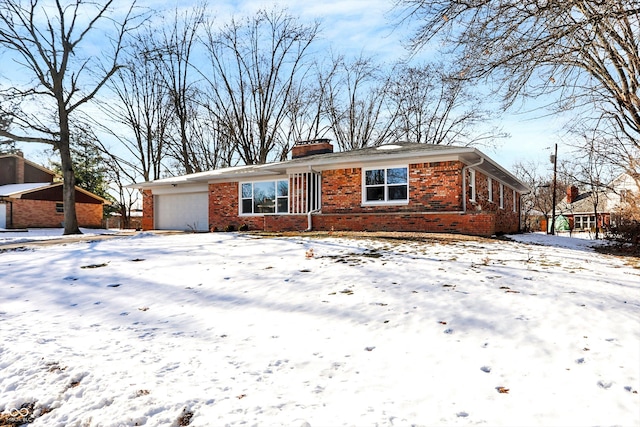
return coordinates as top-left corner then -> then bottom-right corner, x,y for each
0,231 -> 638,426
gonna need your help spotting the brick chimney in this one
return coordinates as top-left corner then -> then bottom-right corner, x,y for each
566,185 -> 579,203
291,139 -> 333,159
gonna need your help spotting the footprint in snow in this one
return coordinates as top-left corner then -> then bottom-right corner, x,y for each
456,412 -> 469,418
480,366 -> 491,373
575,358 -> 585,364
597,380 -> 613,389
444,328 -> 454,334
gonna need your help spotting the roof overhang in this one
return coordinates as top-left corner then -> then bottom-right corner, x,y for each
0,182 -> 111,204
130,144 -> 530,194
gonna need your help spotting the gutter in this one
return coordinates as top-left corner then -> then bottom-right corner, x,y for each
462,157 -> 485,212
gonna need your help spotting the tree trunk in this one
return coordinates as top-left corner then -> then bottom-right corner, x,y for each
58,109 -> 81,235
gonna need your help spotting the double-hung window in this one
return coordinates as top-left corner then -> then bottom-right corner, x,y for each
499,183 -> 504,209
468,169 -> 476,202
241,180 -> 289,214
487,177 -> 493,202
363,167 -> 408,204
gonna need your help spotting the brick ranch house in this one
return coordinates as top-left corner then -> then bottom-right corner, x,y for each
0,152 -> 109,229
134,141 -> 530,237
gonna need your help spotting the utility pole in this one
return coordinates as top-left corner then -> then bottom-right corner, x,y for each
550,143 -> 558,235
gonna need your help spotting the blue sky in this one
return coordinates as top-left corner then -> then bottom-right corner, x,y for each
11,0 -> 569,177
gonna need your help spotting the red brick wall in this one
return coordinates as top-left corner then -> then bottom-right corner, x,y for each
264,214 -> 308,231
322,168 -> 362,213
142,190 -> 154,231
200,163 -> 522,236
208,182 -> 262,231
139,162 -> 523,236
470,171 -> 521,234
321,162 -> 464,214
410,162 -> 463,211
11,199 -> 103,228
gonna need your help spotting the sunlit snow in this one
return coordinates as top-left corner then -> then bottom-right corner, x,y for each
0,230 -> 638,426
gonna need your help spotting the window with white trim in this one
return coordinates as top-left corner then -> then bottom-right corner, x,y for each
363,167 -> 408,203
575,215 -> 596,230
512,189 -> 517,212
499,183 -> 504,209
241,180 -> 289,214
468,169 -> 476,202
487,177 -> 493,202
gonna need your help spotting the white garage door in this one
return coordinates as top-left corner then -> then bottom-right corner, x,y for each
0,203 -> 6,229
155,192 -> 209,231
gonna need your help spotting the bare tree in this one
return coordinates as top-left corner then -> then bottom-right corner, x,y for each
514,160 -> 570,233
0,0 -> 142,234
151,4 -> 208,174
513,161 -> 556,232
325,55 -> 396,151
278,60 -> 335,160
388,62 -> 505,146
395,0 -> 639,167
569,110 -> 640,192
563,136 -> 616,239
97,30 -> 172,182
203,8 -> 320,164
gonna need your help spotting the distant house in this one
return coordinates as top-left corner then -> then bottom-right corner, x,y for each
555,185 -> 609,232
0,152 -> 109,229
553,173 -> 639,233
133,141 -> 529,237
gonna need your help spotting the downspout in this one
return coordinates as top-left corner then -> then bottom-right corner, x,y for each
305,207 -> 321,232
462,157 -> 484,212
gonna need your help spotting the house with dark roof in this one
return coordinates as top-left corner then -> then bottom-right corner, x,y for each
553,173 -> 639,233
134,140 -> 530,237
0,152 -> 109,229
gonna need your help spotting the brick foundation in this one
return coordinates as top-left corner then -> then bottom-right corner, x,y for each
311,212 -> 497,236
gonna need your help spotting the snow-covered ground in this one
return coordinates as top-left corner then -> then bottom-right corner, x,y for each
0,228 -> 121,245
0,231 -> 638,426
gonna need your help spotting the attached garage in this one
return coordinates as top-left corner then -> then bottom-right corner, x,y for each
154,191 -> 209,231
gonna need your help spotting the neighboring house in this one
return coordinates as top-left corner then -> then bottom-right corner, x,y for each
134,141 -> 529,237
555,185 -> 610,232
553,173 -> 639,232
0,152 -> 109,229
